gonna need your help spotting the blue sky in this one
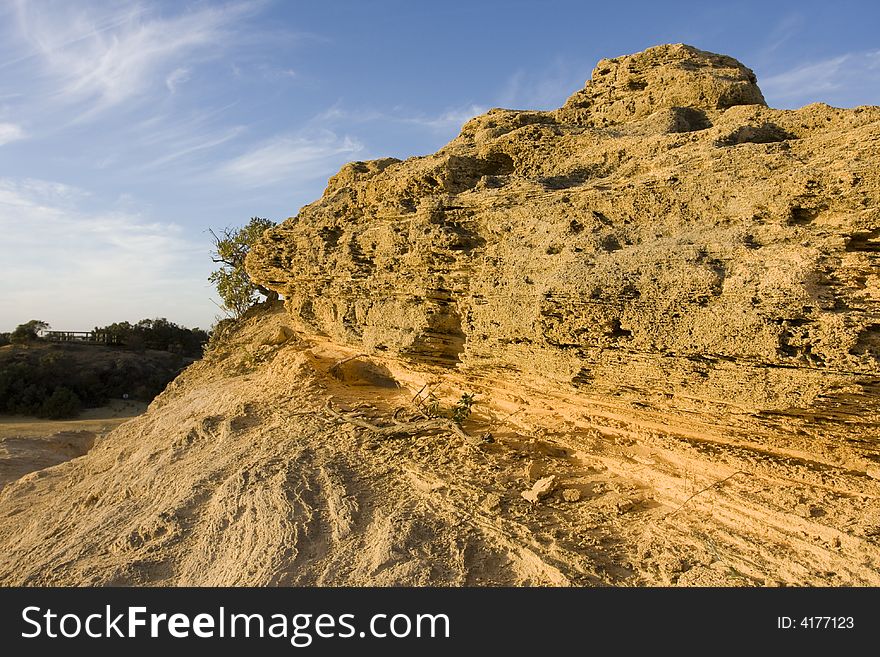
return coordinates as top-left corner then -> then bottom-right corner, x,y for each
1,0 -> 878,332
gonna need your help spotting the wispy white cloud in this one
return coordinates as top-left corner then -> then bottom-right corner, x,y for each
498,57 -> 586,110
762,55 -> 850,97
399,104 -> 487,130
253,63 -> 298,81
165,67 -> 190,93
0,177 -> 212,331
65,102 -> 248,175
0,122 -> 26,145
761,13 -> 805,56
141,125 -> 246,169
761,50 -> 880,108
0,177 -> 86,206
11,0 -> 255,119
218,130 -> 363,187
314,102 -> 487,132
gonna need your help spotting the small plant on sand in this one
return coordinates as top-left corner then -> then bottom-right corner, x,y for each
419,390 -> 477,426
451,392 -> 477,425
326,388 -> 484,447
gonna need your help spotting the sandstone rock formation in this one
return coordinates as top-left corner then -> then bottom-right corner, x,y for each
1,45 -> 879,587
247,43 -> 880,420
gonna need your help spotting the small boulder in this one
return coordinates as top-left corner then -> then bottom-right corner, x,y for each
522,475 -> 556,504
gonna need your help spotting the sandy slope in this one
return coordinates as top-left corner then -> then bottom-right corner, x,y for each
1,306 -> 877,586
0,400 -> 147,489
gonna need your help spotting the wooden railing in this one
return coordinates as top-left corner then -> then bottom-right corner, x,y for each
42,331 -> 123,345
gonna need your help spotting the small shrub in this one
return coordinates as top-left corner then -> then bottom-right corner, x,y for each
420,391 -> 477,426
451,392 -> 477,425
40,387 -> 81,419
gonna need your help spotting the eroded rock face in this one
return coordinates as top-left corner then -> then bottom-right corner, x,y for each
558,43 -> 766,127
247,43 -> 880,413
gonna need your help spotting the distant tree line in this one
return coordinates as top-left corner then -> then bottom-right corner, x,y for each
0,318 -> 209,419
0,347 -> 190,419
1,318 -> 208,357
91,318 -> 209,357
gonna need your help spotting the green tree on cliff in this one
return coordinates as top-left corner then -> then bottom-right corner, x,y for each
209,217 -> 278,318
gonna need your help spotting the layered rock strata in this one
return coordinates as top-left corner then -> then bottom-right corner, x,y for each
247,44 -> 880,416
